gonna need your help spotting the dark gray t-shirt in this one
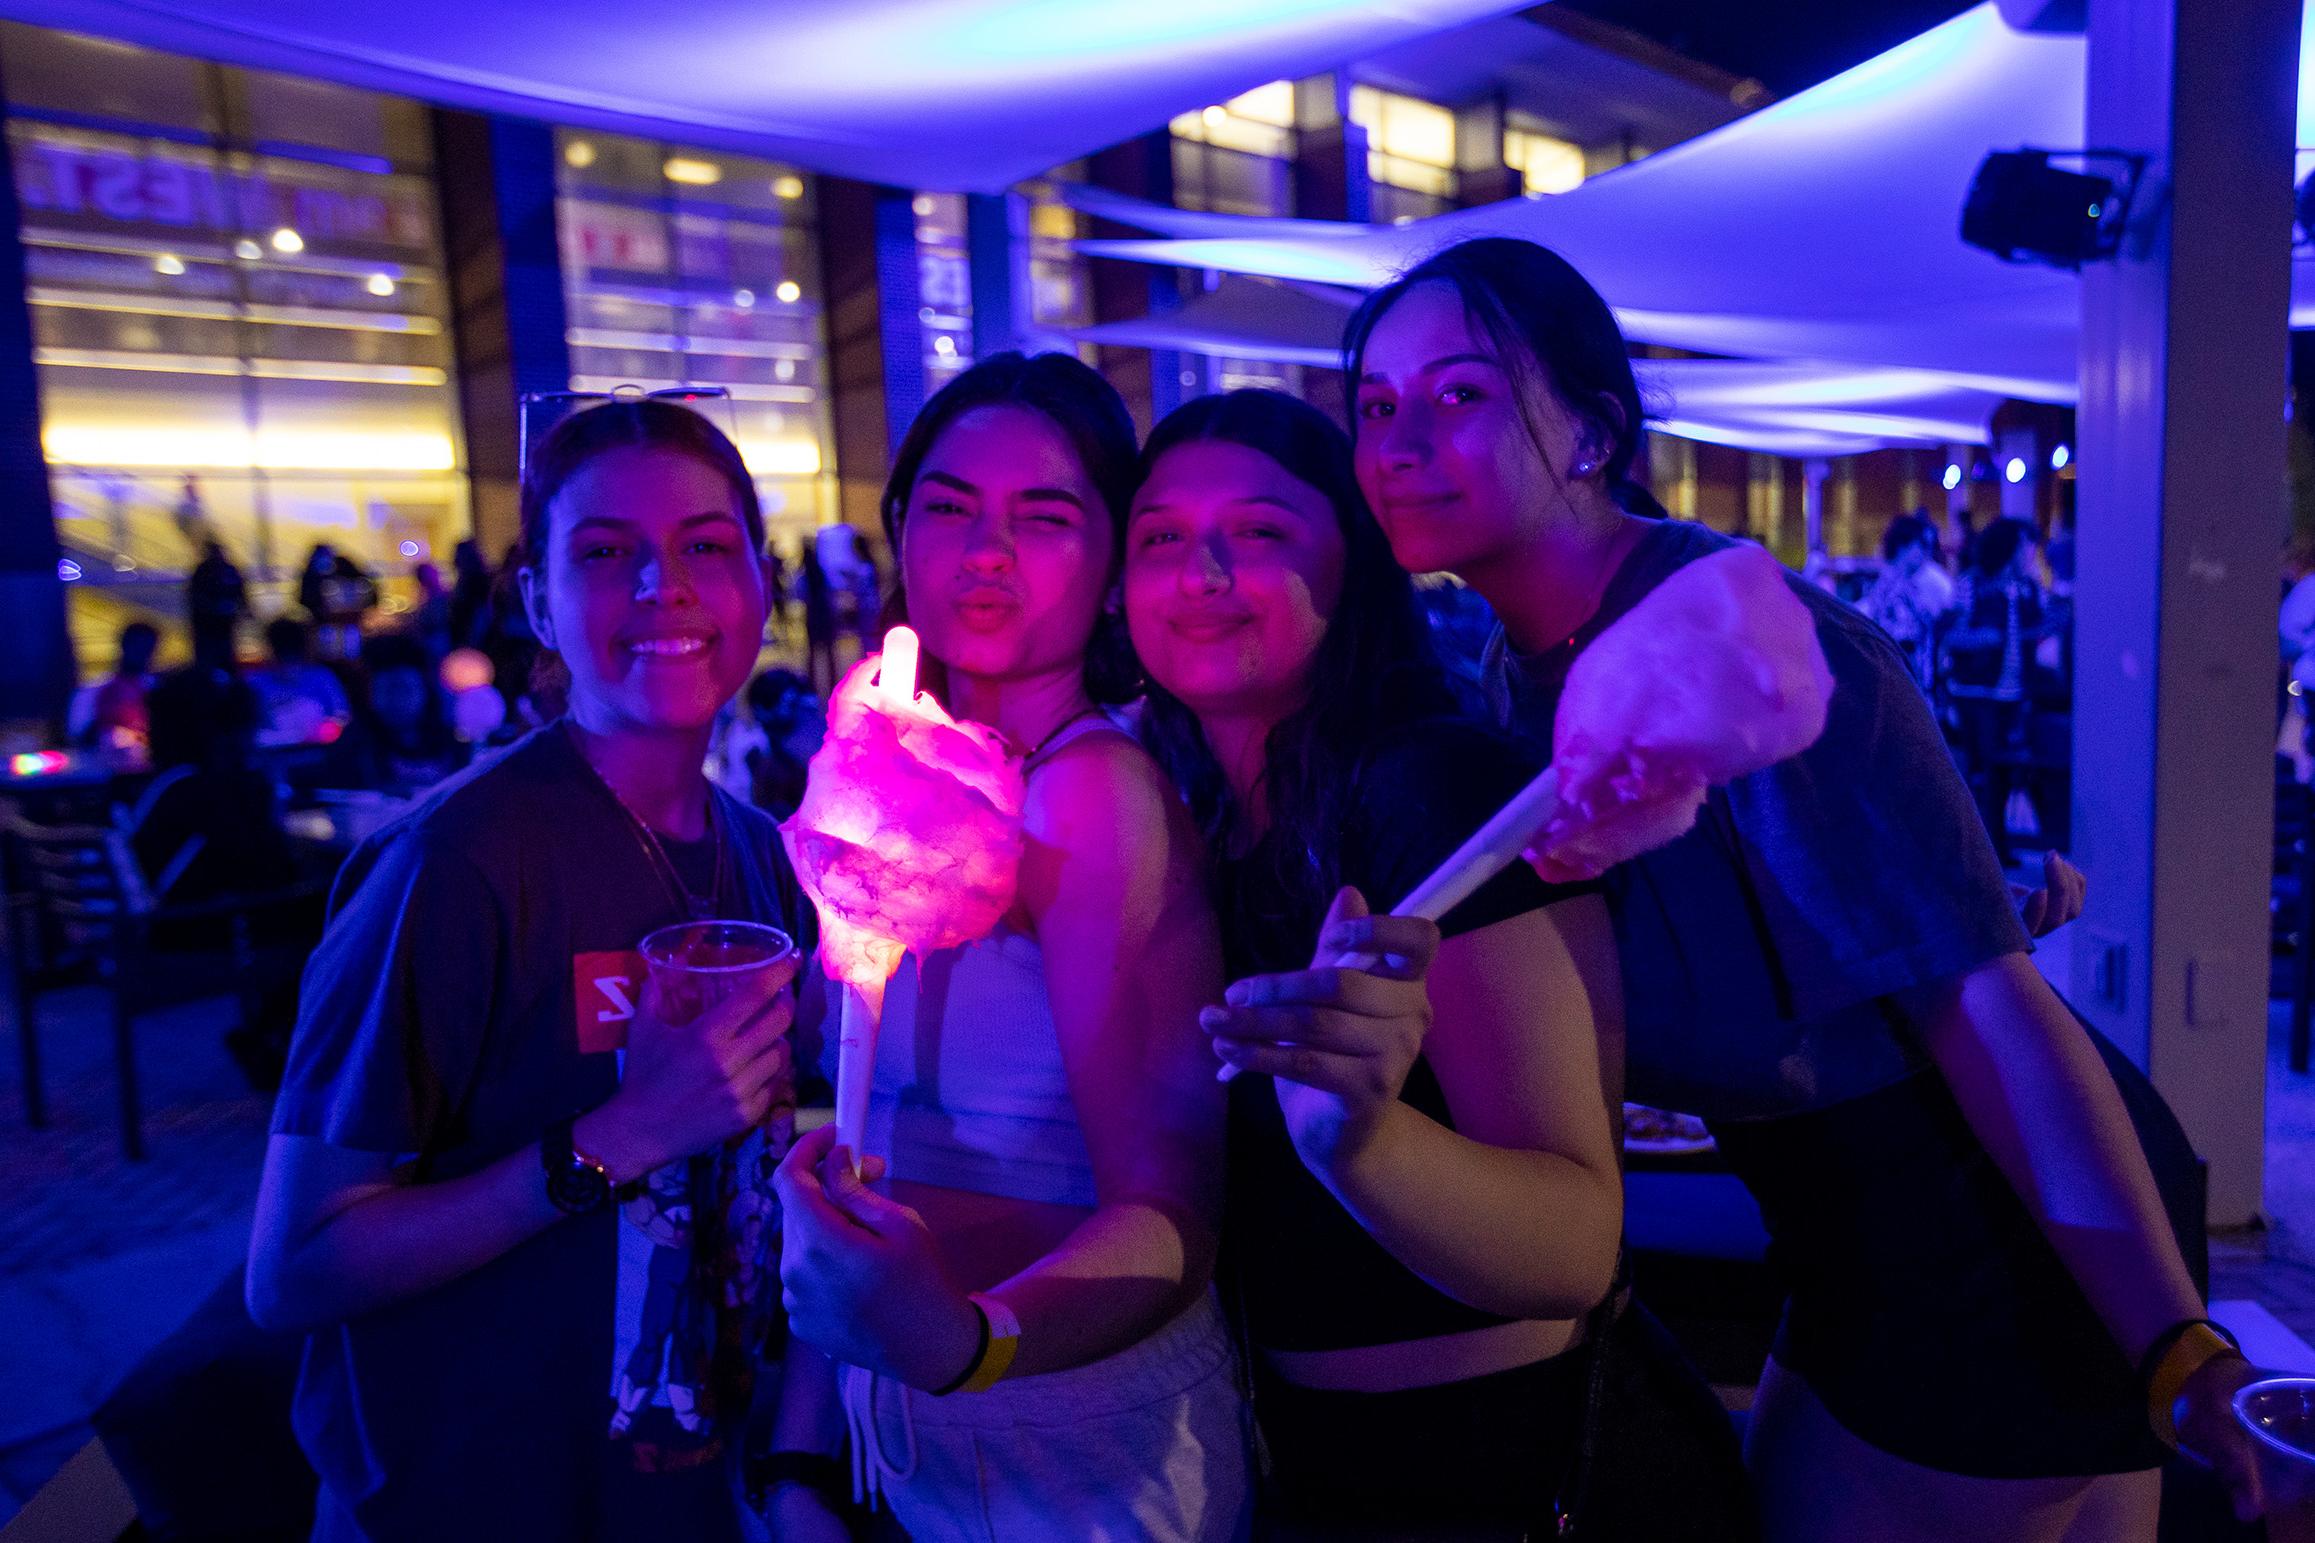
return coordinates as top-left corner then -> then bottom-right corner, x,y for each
1483,519 -> 2028,1120
273,725 -> 811,1541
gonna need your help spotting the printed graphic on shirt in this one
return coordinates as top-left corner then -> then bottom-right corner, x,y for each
594,945 -> 793,1479
575,950 -> 645,1055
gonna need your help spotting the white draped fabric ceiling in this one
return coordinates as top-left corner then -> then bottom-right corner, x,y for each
1068,3 -> 2315,455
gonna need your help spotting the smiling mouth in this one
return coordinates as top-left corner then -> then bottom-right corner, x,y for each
1171,615 -> 1252,640
627,636 -> 713,658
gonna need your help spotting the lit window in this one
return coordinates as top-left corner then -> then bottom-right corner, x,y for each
1349,85 -> 1457,198
1170,79 -> 1295,161
1505,128 -> 1585,196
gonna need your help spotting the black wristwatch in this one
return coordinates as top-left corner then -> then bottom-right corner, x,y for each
541,1115 -> 612,1214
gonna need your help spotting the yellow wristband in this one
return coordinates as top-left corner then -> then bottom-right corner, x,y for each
2148,1322 -> 2238,1450
958,1293 -> 1020,1394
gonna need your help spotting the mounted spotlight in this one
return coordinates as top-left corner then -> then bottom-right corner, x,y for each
1962,148 -> 2146,270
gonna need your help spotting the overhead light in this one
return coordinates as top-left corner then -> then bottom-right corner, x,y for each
2050,443 -> 2071,470
270,227 -> 304,254
234,238 -> 262,261
734,288 -> 756,309
775,280 -> 802,304
912,194 -> 935,218
2005,457 -> 2027,483
772,174 -> 805,200
1201,105 -> 1226,128
1942,463 -> 1963,490
366,273 -> 396,297
934,334 -> 957,356
663,157 -> 722,186
564,139 -> 597,169
153,253 -> 185,276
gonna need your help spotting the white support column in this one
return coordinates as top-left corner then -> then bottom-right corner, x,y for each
2072,0 -> 2297,1224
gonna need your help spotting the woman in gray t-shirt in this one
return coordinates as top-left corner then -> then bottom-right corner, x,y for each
1340,237 -> 2255,1543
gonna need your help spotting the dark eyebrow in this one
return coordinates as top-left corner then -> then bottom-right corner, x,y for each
1018,486 -> 1086,508
1359,351 -> 1501,383
568,512 -> 739,537
918,469 -> 978,496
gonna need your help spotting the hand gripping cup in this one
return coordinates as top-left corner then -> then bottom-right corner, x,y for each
639,919 -> 800,1153
2238,1377 -> 2315,1540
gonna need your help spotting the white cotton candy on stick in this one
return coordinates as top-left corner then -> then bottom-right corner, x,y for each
781,628 -> 1025,1166
1218,545 -> 1832,1082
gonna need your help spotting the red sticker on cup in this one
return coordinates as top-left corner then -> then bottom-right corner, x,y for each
574,950 -> 645,1053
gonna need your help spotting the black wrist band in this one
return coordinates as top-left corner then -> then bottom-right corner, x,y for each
928,1300 -> 991,1397
748,1449 -> 849,1509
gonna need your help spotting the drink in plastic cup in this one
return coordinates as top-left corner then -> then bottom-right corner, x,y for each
2236,1377 -> 2315,1541
638,920 -> 799,1151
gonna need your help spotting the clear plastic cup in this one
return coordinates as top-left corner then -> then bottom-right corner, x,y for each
2235,1376 -> 2315,1540
638,920 -> 799,1153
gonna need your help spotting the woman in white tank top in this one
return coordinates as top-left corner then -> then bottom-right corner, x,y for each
771,354 -> 1246,1543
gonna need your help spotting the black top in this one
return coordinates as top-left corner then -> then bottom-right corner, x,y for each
272,725 -> 811,1542
1482,520 -> 2028,1120
1215,717 -> 1598,1353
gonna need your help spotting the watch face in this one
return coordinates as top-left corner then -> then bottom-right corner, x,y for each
548,1160 -> 609,1214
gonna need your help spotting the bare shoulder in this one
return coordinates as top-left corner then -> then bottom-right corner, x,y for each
1023,729 -> 1177,836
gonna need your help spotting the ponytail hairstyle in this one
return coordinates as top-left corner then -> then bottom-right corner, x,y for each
1345,236 -> 1668,519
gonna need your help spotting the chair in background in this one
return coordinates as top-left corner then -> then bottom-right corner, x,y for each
0,805 -> 323,1159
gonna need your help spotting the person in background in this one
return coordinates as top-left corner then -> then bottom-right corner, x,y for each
845,527 -> 882,653
339,632 -> 469,797
73,621 -> 161,753
173,473 -> 210,553
250,618 -> 352,746
187,539 -> 249,671
764,543 -> 791,646
131,665 -> 294,907
1857,511 -> 1955,697
740,667 -> 820,821
1945,516 -> 2047,866
1346,236 -> 2245,1543
131,663 -> 316,1089
448,540 -> 494,654
300,544 -> 379,660
247,397 -> 808,1542
799,540 -> 838,695
411,562 -> 453,662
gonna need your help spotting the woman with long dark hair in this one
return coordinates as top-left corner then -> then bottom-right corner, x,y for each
771,353 -> 1244,1542
1127,388 -> 1750,1539
248,399 -> 809,1541
1345,236 -> 2246,1542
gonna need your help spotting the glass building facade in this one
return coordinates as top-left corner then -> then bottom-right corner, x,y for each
1,23 -> 466,657
553,128 -> 835,546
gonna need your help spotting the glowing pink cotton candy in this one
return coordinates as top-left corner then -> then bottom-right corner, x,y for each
780,635 -> 1026,999
1530,544 -> 1834,882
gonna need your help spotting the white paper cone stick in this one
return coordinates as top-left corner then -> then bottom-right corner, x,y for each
834,981 -> 880,1171
1218,767 -> 1561,1081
